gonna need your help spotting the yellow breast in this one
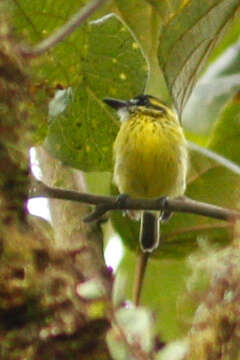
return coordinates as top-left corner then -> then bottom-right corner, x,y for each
113,113 -> 187,199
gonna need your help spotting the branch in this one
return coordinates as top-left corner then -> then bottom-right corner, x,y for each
20,0 -> 107,58
30,180 -> 240,222
188,141 -> 240,176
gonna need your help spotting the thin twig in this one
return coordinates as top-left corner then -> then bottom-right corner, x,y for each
20,0 -> 108,58
133,252 -> 149,306
84,204 -> 112,222
30,179 -> 240,222
188,141 -> 240,176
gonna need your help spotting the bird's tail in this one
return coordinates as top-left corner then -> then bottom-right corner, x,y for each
140,211 -> 160,252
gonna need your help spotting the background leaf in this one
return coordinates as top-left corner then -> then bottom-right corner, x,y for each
208,92 -> 240,163
146,0 -> 190,23
118,248 -> 190,340
13,0 -> 89,83
158,0 -> 240,114
112,0 -> 171,100
183,37 -> 240,136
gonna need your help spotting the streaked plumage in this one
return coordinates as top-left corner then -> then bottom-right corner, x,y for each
104,95 -> 188,252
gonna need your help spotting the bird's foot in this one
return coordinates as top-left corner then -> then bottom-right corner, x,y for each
157,196 -> 172,223
115,193 -> 130,208
160,209 -> 172,223
157,196 -> 169,209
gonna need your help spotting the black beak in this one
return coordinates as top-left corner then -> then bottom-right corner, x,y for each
103,97 -> 128,110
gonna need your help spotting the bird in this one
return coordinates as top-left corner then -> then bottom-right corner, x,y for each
104,94 -> 188,253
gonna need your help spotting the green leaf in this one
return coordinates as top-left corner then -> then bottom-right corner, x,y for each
13,0 -> 88,42
13,2 -> 148,171
158,0 -> 240,114
146,0 -> 189,23
13,0 -> 90,83
183,37 -> 240,135
113,0 -> 155,54
118,248 -> 190,339
207,14 -> 240,64
113,0 -> 170,100
44,14 -> 148,171
208,94 -> 240,164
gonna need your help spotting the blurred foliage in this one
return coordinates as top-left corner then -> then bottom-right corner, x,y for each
157,0 -> 240,114
183,36 -> 240,136
1,0 -> 240,358
118,248 -> 190,341
186,246 -> 240,360
208,92 -> 240,163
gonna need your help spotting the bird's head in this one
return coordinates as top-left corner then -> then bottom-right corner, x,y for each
103,94 -> 177,123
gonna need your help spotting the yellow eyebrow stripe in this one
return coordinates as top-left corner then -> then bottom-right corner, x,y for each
148,98 -> 164,108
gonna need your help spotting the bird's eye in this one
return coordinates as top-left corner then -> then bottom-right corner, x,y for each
131,95 -> 148,106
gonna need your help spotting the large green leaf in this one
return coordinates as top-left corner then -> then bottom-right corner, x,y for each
208,94 -> 240,163
158,0 -> 240,114
118,248 -> 190,340
183,37 -> 240,136
146,0 -> 189,23
12,0 -> 87,42
13,0 -> 89,83
13,2 -> 148,171
113,0 -> 171,100
113,0 -> 154,54
45,14 -> 147,171
207,13 -> 240,64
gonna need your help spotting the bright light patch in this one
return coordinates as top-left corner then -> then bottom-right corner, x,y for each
29,147 -> 51,222
104,235 -> 124,272
30,147 -> 42,179
27,198 -> 51,222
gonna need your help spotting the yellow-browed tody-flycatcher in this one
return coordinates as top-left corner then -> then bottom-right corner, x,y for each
104,94 -> 188,252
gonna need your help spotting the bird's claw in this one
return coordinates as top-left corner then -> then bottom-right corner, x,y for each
116,193 -> 130,208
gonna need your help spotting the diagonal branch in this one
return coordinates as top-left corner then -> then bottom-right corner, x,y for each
30,179 -> 240,222
20,0 -> 108,58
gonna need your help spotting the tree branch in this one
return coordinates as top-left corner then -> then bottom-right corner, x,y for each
30,179 -> 240,222
20,0 -> 108,58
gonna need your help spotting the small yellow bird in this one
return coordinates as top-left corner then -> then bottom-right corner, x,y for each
104,94 -> 188,252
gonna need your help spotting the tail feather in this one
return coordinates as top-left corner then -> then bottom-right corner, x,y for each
140,212 -> 160,252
